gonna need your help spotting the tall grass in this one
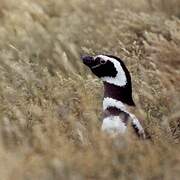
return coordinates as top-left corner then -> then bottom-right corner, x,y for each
0,0 -> 180,179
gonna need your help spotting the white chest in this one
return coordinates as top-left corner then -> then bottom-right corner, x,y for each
101,116 -> 127,134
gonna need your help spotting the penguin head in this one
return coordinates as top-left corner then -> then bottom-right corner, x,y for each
82,54 -> 131,87
82,54 -> 135,106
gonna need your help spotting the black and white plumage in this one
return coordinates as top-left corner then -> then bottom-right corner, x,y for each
81,54 -> 145,138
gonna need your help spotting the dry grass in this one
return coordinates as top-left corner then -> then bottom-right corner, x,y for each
0,0 -> 180,179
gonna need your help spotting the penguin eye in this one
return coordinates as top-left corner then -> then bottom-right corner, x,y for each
95,57 -> 101,61
95,57 -> 106,65
100,58 -> 106,64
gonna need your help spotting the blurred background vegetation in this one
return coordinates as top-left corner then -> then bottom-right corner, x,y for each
0,0 -> 180,179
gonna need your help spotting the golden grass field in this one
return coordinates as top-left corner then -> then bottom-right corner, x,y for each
0,0 -> 180,179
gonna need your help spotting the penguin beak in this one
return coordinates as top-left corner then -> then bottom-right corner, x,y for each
81,55 -> 95,67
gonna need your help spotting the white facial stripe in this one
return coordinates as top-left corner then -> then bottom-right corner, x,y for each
96,55 -> 127,86
103,97 -> 127,112
101,116 -> 127,134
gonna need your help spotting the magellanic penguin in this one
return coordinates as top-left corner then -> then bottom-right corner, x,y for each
81,54 -> 146,138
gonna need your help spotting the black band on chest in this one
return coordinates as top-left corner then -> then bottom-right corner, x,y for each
103,107 -> 129,124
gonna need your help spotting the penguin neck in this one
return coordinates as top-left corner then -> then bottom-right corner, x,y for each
103,81 -> 135,106
102,82 -> 127,114
103,82 -> 123,101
